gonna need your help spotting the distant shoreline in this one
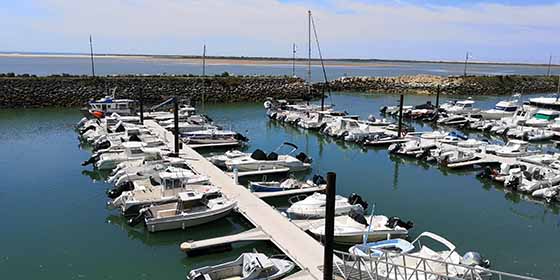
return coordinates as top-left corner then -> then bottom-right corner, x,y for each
0,52 -> 558,68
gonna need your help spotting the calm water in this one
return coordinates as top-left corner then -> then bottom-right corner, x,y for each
1,93 -> 560,279
1,56 -> 559,81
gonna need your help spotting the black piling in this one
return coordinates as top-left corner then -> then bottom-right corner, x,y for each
139,88 -> 144,124
173,97 -> 180,156
323,172 -> 336,280
435,85 -> 440,109
397,94 -> 404,138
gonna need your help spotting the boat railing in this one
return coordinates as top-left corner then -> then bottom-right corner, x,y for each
331,249 -> 541,280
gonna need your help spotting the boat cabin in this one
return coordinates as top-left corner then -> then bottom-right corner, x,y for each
494,101 -> 518,112
89,96 -> 137,115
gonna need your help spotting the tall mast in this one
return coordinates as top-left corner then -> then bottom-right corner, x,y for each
202,44 -> 206,76
89,35 -> 96,77
307,10 -> 312,96
463,51 -> 469,77
292,43 -> 296,77
547,55 -> 552,76
310,12 -> 329,111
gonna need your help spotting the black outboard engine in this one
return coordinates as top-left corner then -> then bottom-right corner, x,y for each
93,140 -> 111,151
312,174 -> 327,185
79,125 -> 97,135
81,154 -> 100,166
127,209 -> 150,227
348,208 -> 368,226
477,166 -> 492,179
295,152 -> 312,164
416,148 -> 431,160
388,143 -> 402,154
267,152 -> 278,161
250,149 -> 267,160
386,216 -> 414,229
106,181 -> 135,199
234,133 -> 249,142
129,134 -> 142,142
348,193 -> 368,211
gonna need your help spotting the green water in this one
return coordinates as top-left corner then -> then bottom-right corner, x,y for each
1,93 -> 559,279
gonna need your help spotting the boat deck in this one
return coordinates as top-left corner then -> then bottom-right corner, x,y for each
146,120 -> 327,279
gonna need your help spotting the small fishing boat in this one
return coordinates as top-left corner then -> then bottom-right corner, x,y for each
525,109 -> 560,127
93,142 -> 169,170
187,252 -> 295,280
494,140 -> 534,158
388,139 -> 437,157
286,192 -> 368,219
479,99 -> 519,120
436,114 -> 470,126
249,175 -> 326,192
442,99 -> 480,115
349,238 -> 415,259
225,142 -> 312,172
131,190 -> 237,232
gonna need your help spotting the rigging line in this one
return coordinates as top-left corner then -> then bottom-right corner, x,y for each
310,14 -> 333,105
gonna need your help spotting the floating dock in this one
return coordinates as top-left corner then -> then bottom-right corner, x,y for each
146,120 -> 327,279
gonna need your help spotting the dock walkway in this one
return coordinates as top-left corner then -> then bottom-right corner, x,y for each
146,120 -> 326,280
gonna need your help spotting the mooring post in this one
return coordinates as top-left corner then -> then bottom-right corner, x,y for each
139,88 -> 144,125
321,87 -> 325,111
397,94 -> 404,138
323,172 -> 336,280
173,97 -> 180,156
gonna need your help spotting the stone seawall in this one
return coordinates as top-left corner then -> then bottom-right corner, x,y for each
322,75 -> 560,95
0,75 -> 316,108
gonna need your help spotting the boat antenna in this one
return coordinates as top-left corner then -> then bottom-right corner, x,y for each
362,204 -> 376,245
89,35 -> 96,77
310,12 -> 331,111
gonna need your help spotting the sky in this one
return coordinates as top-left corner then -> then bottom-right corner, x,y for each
1,0 -> 559,63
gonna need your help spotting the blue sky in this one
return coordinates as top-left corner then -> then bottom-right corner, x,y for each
1,0 -> 559,63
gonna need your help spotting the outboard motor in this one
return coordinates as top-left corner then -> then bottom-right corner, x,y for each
388,143 -> 402,154
380,106 -> 388,114
267,152 -> 278,161
295,152 -> 312,164
79,125 -> 96,135
81,154 -> 100,166
416,148 -> 431,160
476,166 -> 492,179
93,140 -> 111,151
386,216 -> 414,230
461,252 -> 491,268
234,133 -> 249,142
106,181 -> 135,199
348,208 -> 368,226
127,209 -> 150,227
312,174 -> 327,185
129,134 -> 142,142
250,149 -> 267,160
348,193 -> 368,211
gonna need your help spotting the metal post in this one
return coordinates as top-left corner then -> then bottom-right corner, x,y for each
323,172 -> 336,280
547,55 -> 552,76
292,43 -> 296,77
397,95 -> 404,138
463,51 -> 469,77
173,97 -> 180,156
89,35 -> 96,77
321,87 -> 325,111
139,88 -> 144,124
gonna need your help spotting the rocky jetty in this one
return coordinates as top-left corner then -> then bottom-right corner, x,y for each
323,75 -> 560,95
0,75 -> 316,108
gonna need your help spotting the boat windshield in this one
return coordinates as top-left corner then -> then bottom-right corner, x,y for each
495,106 -> 517,112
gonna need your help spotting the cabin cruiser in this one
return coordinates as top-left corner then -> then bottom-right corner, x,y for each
82,95 -> 137,117
224,143 -> 312,172
187,252 -> 295,280
286,193 -> 368,219
308,212 -> 412,245
130,190 -> 237,232
442,99 -> 480,115
494,140 -> 534,158
349,232 -> 490,279
93,142 -> 170,170
107,166 -> 194,198
479,99 -> 518,120
524,110 -> 559,127
182,128 -> 247,145
107,170 -> 210,217
249,175 -> 326,193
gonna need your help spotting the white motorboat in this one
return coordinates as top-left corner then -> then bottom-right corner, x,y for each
225,142 -> 312,172
82,95 -> 137,117
107,170 -> 210,217
532,185 -> 560,202
458,139 -> 486,149
528,96 -> 560,111
366,232 -> 490,280
388,139 -> 436,157
108,165 -> 194,198
187,252 -> 295,280
522,129 -> 554,142
208,150 -> 249,168
437,114 -> 470,126
430,148 -> 478,166
420,131 -> 447,140
479,99 -> 518,120
494,140 -> 534,158
133,190 -> 237,232
249,175 -> 326,193
443,99 -> 480,115
94,142 -> 169,170
524,109 -> 559,127
308,213 -> 412,245
286,192 -> 367,219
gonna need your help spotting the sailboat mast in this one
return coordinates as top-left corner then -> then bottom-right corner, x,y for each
89,35 -> 96,77
202,44 -> 206,76
292,43 -> 296,77
307,10 -> 312,98
310,13 -> 328,111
